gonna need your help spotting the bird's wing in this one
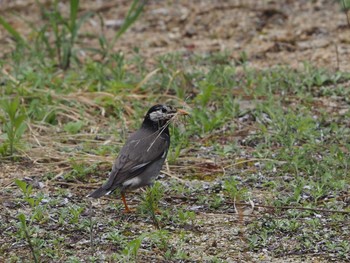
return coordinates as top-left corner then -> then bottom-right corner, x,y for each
102,129 -> 169,190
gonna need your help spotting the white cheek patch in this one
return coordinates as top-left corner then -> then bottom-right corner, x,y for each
149,106 -> 176,122
149,110 -> 164,121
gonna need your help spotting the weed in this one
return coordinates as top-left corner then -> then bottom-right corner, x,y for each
0,98 -> 27,156
139,182 -> 165,229
107,230 -> 126,246
120,236 -> 143,261
68,204 -> 85,224
0,0 -> 144,69
63,120 -> 85,134
209,195 -> 223,209
177,209 -> 196,225
14,180 -> 48,262
17,214 -> 39,263
36,0 -> 88,69
65,160 -> 98,181
223,177 -> 248,202
147,230 -> 171,252
15,179 -> 43,208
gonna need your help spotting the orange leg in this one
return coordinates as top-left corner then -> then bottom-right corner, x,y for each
121,193 -> 131,213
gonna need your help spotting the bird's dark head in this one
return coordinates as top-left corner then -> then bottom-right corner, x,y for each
143,104 -> 188,130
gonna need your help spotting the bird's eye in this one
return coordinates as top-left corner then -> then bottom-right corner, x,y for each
161,108 -> 167,113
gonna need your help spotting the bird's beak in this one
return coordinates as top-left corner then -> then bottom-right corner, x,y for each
177,109 -> 190,115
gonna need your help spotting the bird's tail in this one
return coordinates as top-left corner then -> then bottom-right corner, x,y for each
87,186 -> 110,198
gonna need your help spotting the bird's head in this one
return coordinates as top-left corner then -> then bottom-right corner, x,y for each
143,104 -> 189,129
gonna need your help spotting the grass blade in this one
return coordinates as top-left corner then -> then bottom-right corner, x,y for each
114,0 -> 145,41
0,16 -> 27,45
69,0 -> 80,39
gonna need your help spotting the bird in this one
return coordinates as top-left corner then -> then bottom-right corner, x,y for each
88,104 -> 189,212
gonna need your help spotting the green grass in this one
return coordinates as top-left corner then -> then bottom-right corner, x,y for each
1,7 -> 350,260
2,50 -> 350,261
0,98 -> 27,156
0,0 -> 145,69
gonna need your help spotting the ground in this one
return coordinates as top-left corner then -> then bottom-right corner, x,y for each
0,0 -> 350,262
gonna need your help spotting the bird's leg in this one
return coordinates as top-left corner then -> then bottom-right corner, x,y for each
121,193 -> 131,213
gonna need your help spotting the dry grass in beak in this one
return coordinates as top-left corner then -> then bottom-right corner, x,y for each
169,108 -> 190,127
176,109 -> 190,116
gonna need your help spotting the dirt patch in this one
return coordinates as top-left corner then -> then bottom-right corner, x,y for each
1,0 -> 350,71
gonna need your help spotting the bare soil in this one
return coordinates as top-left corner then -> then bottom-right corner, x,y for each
1,0 -> 350,71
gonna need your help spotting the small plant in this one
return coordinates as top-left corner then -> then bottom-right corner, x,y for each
15,179 -> 42,208
68,204 -> 85,224
65,160 -> 98,181
120,235 -> 144,261
209,195 -> 223,210
0,0 -> 145,68
15,180 -> 46,262
36,0 -> 86,69
223,177 -> 248,202
17,213 -> 39,263
63,120 -> 84,134
139,182 -> 164,229
107,230 -> 126,246
148,230 -> 171,252
0,98 -> 27,157
177,209 -> 196,225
